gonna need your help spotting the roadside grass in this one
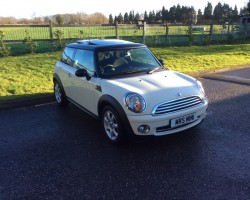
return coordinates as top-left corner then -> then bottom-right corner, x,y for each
0,52 -> 61,101
0,44 -> 250,102
155,44 -> 250,74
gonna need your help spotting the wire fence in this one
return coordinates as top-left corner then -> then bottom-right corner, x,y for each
0,22 -> 249,56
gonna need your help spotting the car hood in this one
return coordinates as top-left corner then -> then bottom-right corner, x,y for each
101,70 -> 201,113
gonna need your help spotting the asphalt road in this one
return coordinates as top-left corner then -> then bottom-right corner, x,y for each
0,68 -> 250,200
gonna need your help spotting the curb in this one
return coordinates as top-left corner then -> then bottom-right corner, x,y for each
188,65 -> 250,78
201,74 -> 250,86
0,95 -> 55,111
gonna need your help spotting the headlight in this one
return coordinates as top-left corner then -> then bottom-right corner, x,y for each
196,80 -> 205,96
125,93 -> 146,113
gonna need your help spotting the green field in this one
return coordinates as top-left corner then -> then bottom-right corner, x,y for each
0,24 -> 231,41
0,44 -> 249,102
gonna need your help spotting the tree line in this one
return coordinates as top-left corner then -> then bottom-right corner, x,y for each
0,12 -> 108,25
0,1 -> 250,25
110,1 -> 250,25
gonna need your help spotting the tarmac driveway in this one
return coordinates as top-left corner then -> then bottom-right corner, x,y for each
0,67 -> 249,199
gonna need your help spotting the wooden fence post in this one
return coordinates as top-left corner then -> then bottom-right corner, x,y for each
166,24 -> 169,35
49,20 -> 54,49
165,24 -> 169,46
209,23 -> 213,44
115,21 -> 119,39
143,22 -> 146,44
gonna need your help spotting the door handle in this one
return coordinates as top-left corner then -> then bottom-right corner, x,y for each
67,73 -> 72,77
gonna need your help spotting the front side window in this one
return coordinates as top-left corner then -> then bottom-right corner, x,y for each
98,47 -> 163,78
74,49 -> 95,76
62,47 -> 75,66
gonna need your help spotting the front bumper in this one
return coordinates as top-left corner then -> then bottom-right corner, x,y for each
127,99 -> 208,136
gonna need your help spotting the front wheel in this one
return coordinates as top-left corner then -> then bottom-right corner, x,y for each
101,106 -> 126,144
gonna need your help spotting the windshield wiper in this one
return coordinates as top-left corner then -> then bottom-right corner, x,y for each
147,67 -> 165,74
113,70 -> 144,77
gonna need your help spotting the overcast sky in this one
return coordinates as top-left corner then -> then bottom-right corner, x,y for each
0,0 -> 248,19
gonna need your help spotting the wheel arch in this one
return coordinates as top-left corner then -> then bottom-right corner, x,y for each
98,95 -> 134,134
53,73 -> 62,86
53,73 -> 69,106
53,73 -> 67,94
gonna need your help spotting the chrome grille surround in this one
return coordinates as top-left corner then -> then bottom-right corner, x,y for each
152,96 -> 203,116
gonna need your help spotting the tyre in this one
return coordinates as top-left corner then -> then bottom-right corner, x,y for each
54,80 -> 68,106
101,106 -> 126,144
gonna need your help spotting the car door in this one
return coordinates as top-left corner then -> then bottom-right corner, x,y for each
69,49 -> 97,115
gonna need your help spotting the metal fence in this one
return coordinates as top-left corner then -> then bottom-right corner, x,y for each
0,22 -> 249,56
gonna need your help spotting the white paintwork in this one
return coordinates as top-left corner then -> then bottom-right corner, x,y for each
100,70 -> 201,115
98,70 -> 208,135
55,46 -> 208,137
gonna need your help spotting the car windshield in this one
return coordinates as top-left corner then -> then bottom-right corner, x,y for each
97,47 -> 164,78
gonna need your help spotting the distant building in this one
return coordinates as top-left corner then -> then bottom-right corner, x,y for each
241,16 -> 250,24
240,16 -> 250,34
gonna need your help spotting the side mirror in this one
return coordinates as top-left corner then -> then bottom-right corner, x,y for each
75,68 -> 91,81
158,59 -> 164,66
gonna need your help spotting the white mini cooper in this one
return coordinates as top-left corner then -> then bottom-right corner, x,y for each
53,39 -> 208,143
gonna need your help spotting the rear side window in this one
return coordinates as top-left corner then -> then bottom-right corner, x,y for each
62,47 -> 75,66
74,49 -> 95,75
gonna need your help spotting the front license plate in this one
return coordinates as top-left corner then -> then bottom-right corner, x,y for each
171,114 -> 195,128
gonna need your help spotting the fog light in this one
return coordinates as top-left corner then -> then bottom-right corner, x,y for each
137,125 -> 150,134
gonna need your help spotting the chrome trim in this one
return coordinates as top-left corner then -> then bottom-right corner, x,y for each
152,96 -> 203,116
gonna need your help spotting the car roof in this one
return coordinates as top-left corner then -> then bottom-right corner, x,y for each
66,39 -> 146,51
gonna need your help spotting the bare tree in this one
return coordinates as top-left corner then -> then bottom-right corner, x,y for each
0,17 -> 17,24
55,14 -> 63,25
77,12 -> 88,24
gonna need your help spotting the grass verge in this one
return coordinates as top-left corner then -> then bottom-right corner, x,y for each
153,44 -> 250,74
0,44 -> 250,102
0,52 -> 61,101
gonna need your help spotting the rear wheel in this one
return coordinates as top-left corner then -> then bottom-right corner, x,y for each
101,106 -> 126,144
54,81 -> 68,106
